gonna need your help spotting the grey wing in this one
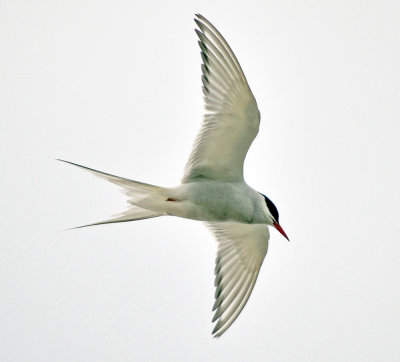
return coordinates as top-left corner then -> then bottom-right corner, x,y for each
183,14 -> 260,183
206,222 -> 269,337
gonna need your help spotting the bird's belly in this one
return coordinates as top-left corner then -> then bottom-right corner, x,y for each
166,182 -> 262,223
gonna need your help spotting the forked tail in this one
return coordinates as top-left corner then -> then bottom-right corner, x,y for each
58,160 -> 166,228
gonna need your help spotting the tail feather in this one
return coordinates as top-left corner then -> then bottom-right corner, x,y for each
57,159 -> 159,193
70,206 -> 163,229
58,159 -> 166,227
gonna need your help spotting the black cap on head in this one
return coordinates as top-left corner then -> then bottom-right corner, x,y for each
260,193 -> 279,223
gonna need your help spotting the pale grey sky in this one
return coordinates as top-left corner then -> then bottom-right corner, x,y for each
1,1 -> 400,361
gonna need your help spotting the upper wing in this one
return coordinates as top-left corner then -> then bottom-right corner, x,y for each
206,222 -> 269,337
182,14 -> 260,183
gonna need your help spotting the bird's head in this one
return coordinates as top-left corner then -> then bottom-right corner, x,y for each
260,193 -> 289,241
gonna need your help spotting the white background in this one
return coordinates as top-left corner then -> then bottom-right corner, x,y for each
1,1 -> 400,361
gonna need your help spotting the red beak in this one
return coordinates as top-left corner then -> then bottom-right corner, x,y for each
273,222 -> 289,241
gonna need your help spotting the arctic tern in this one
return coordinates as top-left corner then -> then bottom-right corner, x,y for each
60,14 -> 289,337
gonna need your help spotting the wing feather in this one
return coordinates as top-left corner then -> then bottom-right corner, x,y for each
183,15 -> 260,182
206,222 -> 269,337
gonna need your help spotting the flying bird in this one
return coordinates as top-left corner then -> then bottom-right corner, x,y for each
60,14 -> 289,337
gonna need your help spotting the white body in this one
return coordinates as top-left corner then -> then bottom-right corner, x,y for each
139,181 -> 270,224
